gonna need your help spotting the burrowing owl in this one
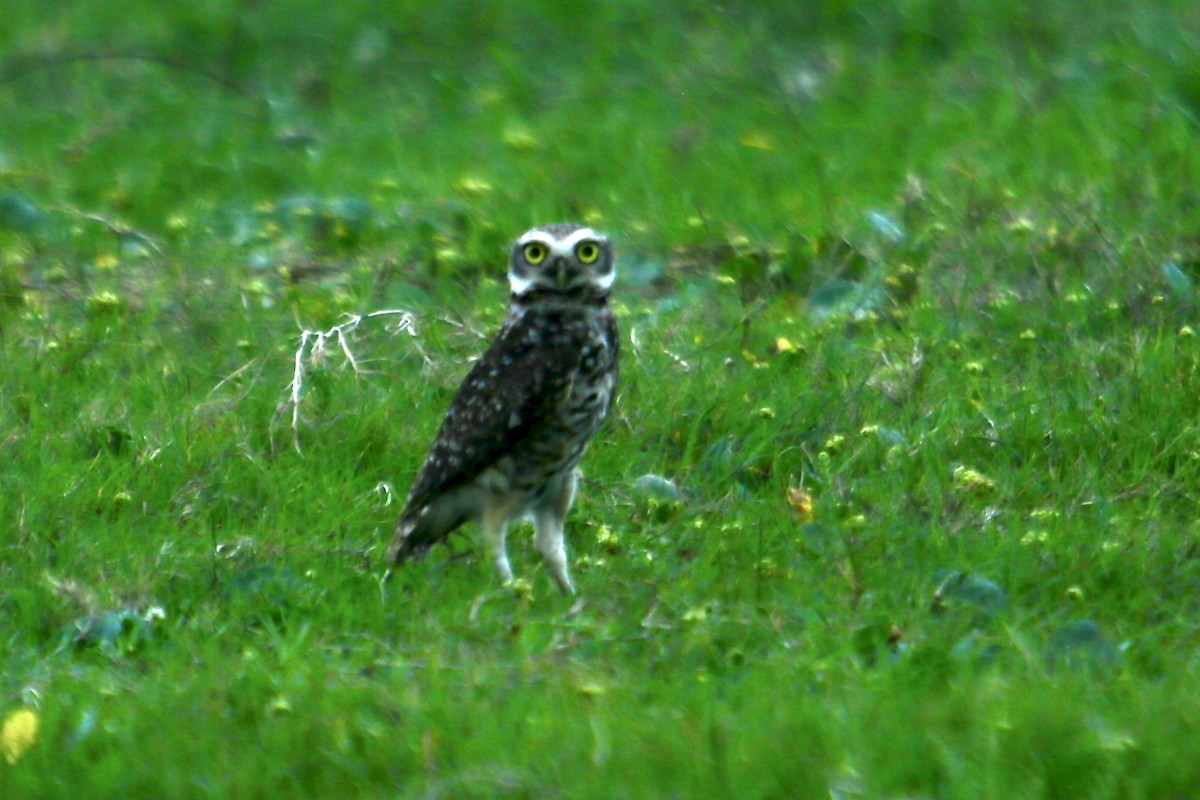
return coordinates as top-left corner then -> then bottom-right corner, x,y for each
385,224 -> 619,595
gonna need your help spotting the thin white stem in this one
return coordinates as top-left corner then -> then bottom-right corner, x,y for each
285,309 -> 417,453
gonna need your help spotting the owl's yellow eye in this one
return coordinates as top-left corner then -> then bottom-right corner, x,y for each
576,241 -> 600,264
523,242 -> 548,265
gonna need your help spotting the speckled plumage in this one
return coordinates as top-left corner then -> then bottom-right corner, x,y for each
385,224 -> 619,594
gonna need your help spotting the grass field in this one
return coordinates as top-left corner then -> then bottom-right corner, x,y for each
4,1 -> 1200,797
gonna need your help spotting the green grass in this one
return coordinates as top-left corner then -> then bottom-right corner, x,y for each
4,1 -> 1200,797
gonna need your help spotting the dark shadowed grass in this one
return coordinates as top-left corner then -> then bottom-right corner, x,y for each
4,1 -> 1200,797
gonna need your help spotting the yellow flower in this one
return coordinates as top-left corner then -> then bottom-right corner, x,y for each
505,577 -> 533,599
453,176 -> 493,197
1021,529 -> 1049,545
952,465 -> 996,495
786,486 -> 813,521
1006,216 -> 1036,233
773,337 -> 802,355
2,707 -> 38,764
502,127 -> 541,152
738,132 -> 777,151
86,290 -> 124,315
595,525 -> 621,554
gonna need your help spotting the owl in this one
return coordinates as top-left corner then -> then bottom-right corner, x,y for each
385,223 -> 619,595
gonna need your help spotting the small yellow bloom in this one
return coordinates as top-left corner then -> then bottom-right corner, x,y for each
453,176 -> 493,197
757,407 -> 776,419
952,465 -> 996,495
786,486 -> 813,521
2,707 -> 39,764
682,606 -> 709,623
774,337 -> 801,354
964,361 -> 985,374
95,252 -> 120,270
1180,325 -> 1196,338
738,132 -> 777,151
436,247 -> 463,265
741,350 -> 768,368
595,525 -> 621,554
86,290 -> 124,315
1021,529 -> 1049,545
505,577 -> 534,599
1019,329 -> 1036,340
502,127 -> 541,152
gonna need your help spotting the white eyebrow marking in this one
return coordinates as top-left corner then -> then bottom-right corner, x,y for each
517,227 -> 606,258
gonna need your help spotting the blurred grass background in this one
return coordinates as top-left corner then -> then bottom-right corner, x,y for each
4,2 -> 1200,798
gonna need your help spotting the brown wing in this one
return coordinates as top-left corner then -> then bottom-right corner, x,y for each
398,309 -> 589,532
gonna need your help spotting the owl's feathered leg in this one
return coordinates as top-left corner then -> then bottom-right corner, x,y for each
530,470 -> 578,595
479,506 -> 514,584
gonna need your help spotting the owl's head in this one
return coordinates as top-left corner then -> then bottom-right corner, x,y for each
508,224 -> 614,299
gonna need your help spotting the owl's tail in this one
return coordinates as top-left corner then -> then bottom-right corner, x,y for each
383,503 -> 469,579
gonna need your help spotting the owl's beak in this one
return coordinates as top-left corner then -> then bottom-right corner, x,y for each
550,257 -> 574,289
